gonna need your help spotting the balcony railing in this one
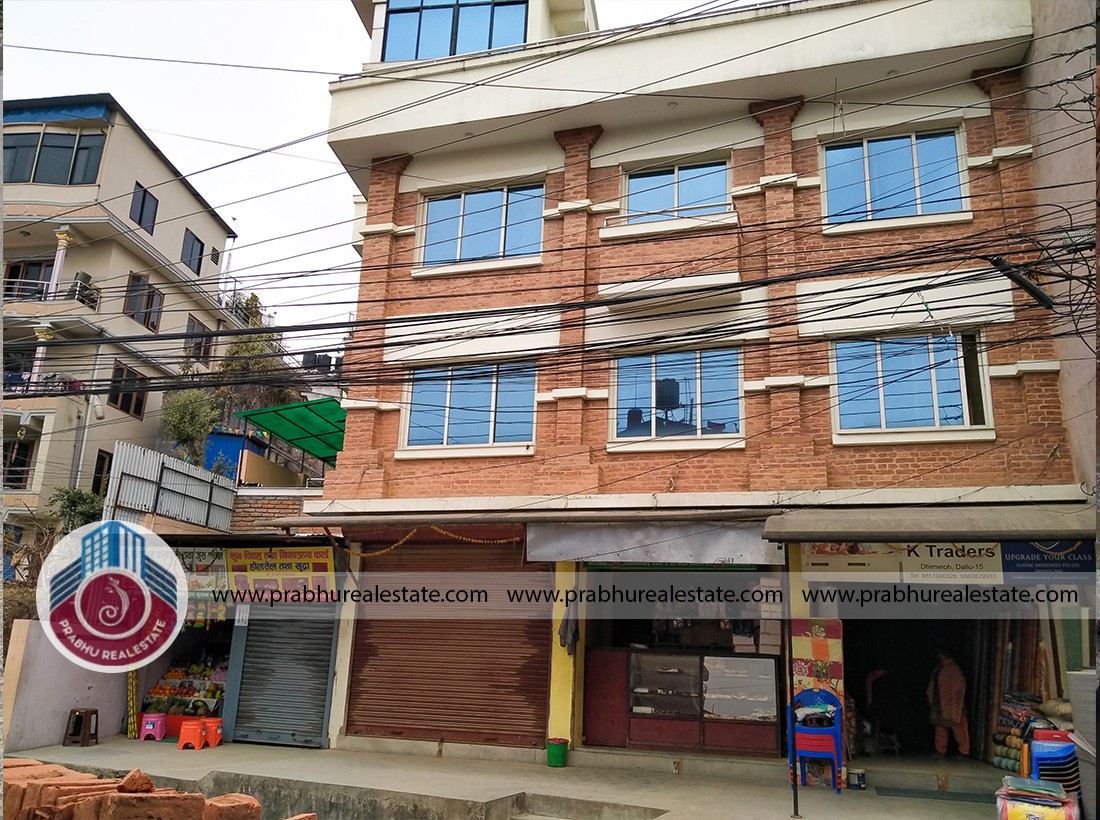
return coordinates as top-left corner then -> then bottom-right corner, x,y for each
3,372 -> 83,395
3,278 -> 100,309
3,463 -> 34,491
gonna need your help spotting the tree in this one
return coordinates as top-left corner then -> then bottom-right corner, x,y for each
48,487 -> 103,534
162,389 -> 218,463
215,292 -> 299,420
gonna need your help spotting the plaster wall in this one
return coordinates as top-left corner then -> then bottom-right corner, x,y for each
2,619 -> 127,752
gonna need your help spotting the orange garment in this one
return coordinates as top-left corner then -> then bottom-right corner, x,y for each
928,658 -> 970,756
935,715 -> 970,756
927,658 -> 966,723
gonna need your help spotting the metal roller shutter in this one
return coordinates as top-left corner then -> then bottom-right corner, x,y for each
346,541 -> 551,747
234,610 -> 336,747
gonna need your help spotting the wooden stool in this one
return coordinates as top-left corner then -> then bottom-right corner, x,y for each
177,719 -> 207,750
63,709 -> 99,747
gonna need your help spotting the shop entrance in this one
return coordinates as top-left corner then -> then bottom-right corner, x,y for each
843,619 -> 993,761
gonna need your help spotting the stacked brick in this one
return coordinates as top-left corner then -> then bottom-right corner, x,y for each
1,760 -> 316,820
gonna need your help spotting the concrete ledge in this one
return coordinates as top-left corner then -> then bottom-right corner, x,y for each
337,734 -> 546,764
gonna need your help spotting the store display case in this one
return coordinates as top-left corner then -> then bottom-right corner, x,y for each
609,650 -> 779,754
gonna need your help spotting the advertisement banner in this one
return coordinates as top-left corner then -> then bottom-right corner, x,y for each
225,546 -> 335,599
801,542 -> 1004,584
174,546 -> 228,601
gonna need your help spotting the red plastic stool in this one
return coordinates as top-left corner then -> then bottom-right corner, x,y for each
202,718 -> 224,747
177,719 -> 207,750
140,713 -> 166,741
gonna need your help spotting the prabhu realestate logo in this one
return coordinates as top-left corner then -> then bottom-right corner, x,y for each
36,520 -> 187,672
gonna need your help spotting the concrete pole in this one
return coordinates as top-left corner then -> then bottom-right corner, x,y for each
45,226 -> 73,299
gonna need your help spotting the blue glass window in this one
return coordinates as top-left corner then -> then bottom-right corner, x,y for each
383,0 -> 527,61
407,363 -> 536,447
625,162 -> 727,224
615,350 -> 740,439
423,184 -> 543,265
824,131 -> 963,223
835,334 -> 983,431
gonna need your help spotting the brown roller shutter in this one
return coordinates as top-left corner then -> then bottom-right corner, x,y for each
346,539 -> 551,747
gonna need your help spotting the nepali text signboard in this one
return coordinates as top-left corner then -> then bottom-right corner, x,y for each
225,546 -> 336,600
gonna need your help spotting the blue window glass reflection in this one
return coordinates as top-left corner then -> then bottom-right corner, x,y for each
423,184 -> 543,264
406,363 -> 536,447
915,133 -> 963,214
614,350 -> 740,439
408,368 -> 449,445
383,0 -> 527,61
625,163 -> 727,224
835,335 -> 981,431
825,131 -> 963,223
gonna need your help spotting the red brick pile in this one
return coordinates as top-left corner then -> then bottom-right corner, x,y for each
2,759 -> 317,820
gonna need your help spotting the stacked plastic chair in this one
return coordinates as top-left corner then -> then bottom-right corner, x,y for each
1025,741 -> 1081,802
788,689 -> 843,794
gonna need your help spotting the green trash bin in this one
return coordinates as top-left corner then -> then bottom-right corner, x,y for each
547,737 -> 569,767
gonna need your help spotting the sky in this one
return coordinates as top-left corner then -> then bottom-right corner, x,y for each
5,0 -> 705,355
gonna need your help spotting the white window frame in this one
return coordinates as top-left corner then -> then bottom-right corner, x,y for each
819,128 -> 971,234
607,348 -> 745,453
829,331 -> 995,445
398,362 -> 538,458
417,182 -> 545,269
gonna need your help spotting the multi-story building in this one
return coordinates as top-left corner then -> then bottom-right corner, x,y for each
266,0 -> 1093,766
3,94 -> 242,538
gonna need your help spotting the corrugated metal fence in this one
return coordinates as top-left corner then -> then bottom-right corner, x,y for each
103,441 -> 236,531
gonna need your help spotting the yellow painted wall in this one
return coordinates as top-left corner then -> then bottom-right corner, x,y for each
786,543 -> 810,618
547,561 -> 577,744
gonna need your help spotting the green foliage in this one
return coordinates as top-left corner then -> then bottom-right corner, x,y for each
215,292 -> 299,418
162,389 -> 218,463
48,487 -> 103,534
4,583 -> 39,652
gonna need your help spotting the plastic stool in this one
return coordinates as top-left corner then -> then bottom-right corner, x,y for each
177,719 -> 207,750
140,713 -> 167,741
202,718 -> 224,748
63,709 -> 99,747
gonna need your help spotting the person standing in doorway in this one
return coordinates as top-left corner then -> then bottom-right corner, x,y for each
927,649 -> 970,757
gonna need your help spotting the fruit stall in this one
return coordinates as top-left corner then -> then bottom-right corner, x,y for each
143,660 -> 229,738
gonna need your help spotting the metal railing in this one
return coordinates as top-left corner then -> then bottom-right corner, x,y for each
3,278 -> 100,309
3,463 -> 34,491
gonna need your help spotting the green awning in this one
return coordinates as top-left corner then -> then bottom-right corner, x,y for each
236,397 -> 346,466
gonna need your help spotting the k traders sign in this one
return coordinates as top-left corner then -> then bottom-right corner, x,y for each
801,542 -> 1004,584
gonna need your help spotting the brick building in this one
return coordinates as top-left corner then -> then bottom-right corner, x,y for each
263,0 -> 1094,764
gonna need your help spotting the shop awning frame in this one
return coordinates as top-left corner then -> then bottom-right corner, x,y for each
236,397 -> 346,466
761,505 -> 1097,542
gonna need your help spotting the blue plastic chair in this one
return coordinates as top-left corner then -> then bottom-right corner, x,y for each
788,689 -> 843,793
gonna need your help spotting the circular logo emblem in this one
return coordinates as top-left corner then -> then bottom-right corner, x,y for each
36,521 -> 186,672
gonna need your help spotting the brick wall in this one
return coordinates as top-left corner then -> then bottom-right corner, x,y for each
230,495 -> 306,531
324,72 -> 1075,503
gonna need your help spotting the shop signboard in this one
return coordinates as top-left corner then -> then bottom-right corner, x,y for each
225,545 -> 335,599
999,540 -> 1095,576
801,542 -> 1004,584
174,546 -> 228,600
